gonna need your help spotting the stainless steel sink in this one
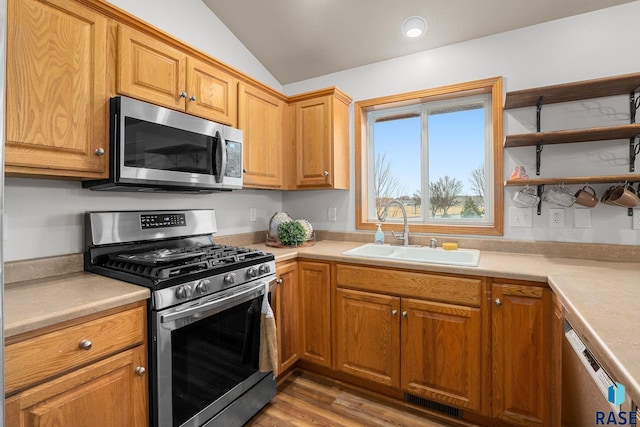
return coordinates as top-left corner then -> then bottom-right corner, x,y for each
341,244 -> 480,267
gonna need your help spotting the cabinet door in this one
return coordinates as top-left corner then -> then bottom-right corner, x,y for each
275,261 -> 300,374
335,288 -> 400,387
117,25 -> 186,111
294,96 -> 332,188
238,82 -> 284,188
298,261 -> 331,368
491,283 -> 551,426
401,298 -> 482,412
5,346 -> 148,427
186,57 -> 237,126
5,0 -> 108,178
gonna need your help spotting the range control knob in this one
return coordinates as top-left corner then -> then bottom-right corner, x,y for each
258,264 -> 271,275
247,267 -> 258,278
195,279 -> 211,294
175,285 -> 192,300
223,273 -> 237,285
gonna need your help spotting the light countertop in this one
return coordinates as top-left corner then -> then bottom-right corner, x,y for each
4,272 -> 150,338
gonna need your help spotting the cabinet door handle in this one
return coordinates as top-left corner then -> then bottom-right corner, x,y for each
135,366 -> 146,376
94,148 -> 105,156
392,309 -> 398,316
179,91 -> 187,99
323,170 -> 329,177
189,95 -> 196,102
402,311 -> 408,318
276,278 -> 283,285
494,298 -> 502,306
79,339 -> 92,350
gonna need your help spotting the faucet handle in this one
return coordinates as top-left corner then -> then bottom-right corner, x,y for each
429,238 -> 438,248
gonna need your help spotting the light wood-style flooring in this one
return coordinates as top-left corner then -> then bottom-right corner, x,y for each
247,370 -> 474,427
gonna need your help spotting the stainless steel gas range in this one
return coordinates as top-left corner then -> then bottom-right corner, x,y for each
84,209 -> 276,427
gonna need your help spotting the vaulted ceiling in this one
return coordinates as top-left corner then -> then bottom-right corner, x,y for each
202,0 -> 636,85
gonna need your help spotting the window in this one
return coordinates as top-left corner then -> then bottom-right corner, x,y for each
355,77 -> 503,236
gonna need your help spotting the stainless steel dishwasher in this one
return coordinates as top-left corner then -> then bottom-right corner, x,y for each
562,319 -> 637,426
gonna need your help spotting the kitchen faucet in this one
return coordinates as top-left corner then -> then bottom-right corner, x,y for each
378,199 -> 409,246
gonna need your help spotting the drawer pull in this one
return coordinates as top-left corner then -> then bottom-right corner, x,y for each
135,366 -> 146,377
79,339 -> 92,350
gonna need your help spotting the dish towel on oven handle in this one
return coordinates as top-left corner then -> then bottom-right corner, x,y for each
259,281 -> 278,376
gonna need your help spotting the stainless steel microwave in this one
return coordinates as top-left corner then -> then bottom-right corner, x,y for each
83,96 -> 243,193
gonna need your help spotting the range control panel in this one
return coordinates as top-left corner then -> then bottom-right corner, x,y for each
140,213 -> 187,229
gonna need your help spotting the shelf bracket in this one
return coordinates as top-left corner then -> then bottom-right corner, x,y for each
630,138 -> 639,172
536,96 -> 543,132
535,141 -> 544,176
631,92 -> 639,124
536,184 -> 544,216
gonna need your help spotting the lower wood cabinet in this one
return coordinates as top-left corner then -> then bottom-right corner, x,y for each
5,346 -> 147,427
298,261 -> 332,368
401,297 -> 482,412
274,261 -> 300,375
491,281 -> 556,426
4,302 -> 148,427
335,275 -> 483,412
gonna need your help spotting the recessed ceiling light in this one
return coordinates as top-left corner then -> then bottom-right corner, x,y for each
402,16 -> 427,38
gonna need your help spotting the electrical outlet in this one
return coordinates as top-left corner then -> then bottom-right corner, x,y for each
509,207 -> 533,227
574,209 -> 591,229
549,208 -> 565,228
633,209 -> 640,230
328,207 -> 337,222
249,208 -> 256,222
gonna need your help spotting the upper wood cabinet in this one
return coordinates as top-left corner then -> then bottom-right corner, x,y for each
238,82 -> 285,188
289,88 -> 351,189
5,0 -> 109,179
117,25 -> 238,126
491,281 -> 553,426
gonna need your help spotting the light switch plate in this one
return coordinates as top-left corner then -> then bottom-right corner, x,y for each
509,207 -> 532,227
574,209 -> 591,229
328,207 -> 337,222
633,209 -> 640,230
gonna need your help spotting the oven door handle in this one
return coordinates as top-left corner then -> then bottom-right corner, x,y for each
160,282 -> 266,324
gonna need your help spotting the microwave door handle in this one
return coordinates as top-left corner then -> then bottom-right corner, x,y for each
214,130 -> 227,184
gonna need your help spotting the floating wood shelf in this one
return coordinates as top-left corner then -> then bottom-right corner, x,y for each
504,124 -> 640,148
504,72 -> 640,109
505,174 -> 640,186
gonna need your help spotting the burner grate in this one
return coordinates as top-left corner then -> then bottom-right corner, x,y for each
102,244 -> 269,280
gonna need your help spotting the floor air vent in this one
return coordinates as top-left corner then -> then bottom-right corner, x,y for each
404,393 -> 462,418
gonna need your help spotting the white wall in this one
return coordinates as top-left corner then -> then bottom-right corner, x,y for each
5,2 -> 640,262
281,1 -> 640,246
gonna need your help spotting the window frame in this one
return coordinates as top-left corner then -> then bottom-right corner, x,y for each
354,77 -> 504,236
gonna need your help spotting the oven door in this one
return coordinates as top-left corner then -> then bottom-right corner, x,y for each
152,279 -> 276,427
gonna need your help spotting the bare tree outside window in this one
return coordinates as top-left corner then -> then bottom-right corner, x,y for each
373,152 -> 405,218
429,176 -> 463,217
469,164 -> 485,199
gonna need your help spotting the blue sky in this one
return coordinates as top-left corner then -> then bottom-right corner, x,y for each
374,108 -> 485,197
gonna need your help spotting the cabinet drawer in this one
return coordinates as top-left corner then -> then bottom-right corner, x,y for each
336,264 -> 482,307
5,305 -> 145,395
